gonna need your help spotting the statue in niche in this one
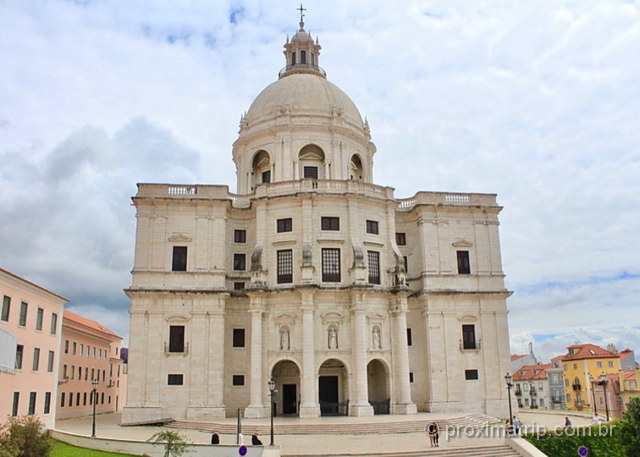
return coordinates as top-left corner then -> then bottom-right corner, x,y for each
302,242 -> 313,267
251,246 -> 263,271
395,252 -> 407,287
280,327 -> 290,351
352,244 -> 365,268
372,326 -> 381,350
328,327 -> 338,350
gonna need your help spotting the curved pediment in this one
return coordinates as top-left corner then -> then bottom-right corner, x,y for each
452,239 -> 473,248
168,232 -> 193,243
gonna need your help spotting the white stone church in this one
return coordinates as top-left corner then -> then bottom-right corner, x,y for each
122,16 -> 512,423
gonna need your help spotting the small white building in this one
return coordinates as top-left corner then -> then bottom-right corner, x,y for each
123,16 -> 512,423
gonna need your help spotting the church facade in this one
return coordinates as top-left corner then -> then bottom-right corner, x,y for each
122,17 -> 512,423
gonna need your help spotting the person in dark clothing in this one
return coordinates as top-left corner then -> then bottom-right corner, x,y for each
428,422 -> 439,447
251,434 -> 263,445
211,433 -> 220,445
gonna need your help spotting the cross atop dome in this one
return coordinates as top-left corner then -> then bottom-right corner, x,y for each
279,6 -> 325,79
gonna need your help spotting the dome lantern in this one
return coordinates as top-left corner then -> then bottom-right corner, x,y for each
279,5 -> 325,79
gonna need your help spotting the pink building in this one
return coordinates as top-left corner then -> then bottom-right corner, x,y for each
56,310 -> 124,419
0,268 -> 67,428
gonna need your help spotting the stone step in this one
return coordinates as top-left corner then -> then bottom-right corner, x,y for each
167,413 -> 500,436
283,444 -> 520,457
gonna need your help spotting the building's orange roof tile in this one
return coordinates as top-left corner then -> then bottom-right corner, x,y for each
513,364 -> 551,381
624,371 -> 637,381
511,354 -> 526,362
558,343 -> 620,361
64,310 -> 121,339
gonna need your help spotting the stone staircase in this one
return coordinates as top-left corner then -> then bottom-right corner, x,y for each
167,413 -> 500,436
283,444 -> 521,457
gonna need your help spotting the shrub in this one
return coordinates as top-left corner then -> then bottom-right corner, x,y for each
0,415 -> 53,457
619,397 -> 640,457
148,430 -> 190,457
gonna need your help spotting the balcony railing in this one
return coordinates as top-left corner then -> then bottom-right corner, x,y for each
278,64 -> 326,78
164,342 -> 189,354
572,383 -> 582,391
459,339 -> 482,351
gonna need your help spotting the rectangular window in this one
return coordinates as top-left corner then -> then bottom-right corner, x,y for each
65,340 -> 69,354
233,253 -> 246,271
234,229 -> 247,243
462,324 -> 477,350
12,392 -> 19,416
276,218 -> 293,233
28,392 -> 36,415
366,220 -> 379,235
234,282 -> 245,290
71,366 -> 75,380
409,372 -> 414,383
76,392 -> 80,406
321,217 -> 340,231
321,248 -> 341,282
73,342 -> 77,355
60,392 -> 65,408
233,328 -> 245,348
83,392 -> 87,406
407,328 -> 413,346
457,251 -> 471,274
50,313 -> 58,335
172,246 -> 188,271
465,369 -> 479,380
1,296 -> 10,322
232,375 -> 245,386
32,348 -> 40,371
291,52 -> 296,65
168,374 -> 184,386
303,166 -> 318,179
367,251 -> 380,284
19,302 -> 28,326
403,256 -> 408,272
262,170 -> 271,183
608,361 -> 614,368
79,367 -> 82,379
36,308 -> 44,330
62,364 -> 67,379
395,233 -> 407,246
101,392 -> 104,404
597,361 -> 602,368
93,347 -> 96,358
15,345 -> 23,370
168,325 -> 185,353
89,391 -> 92,405
47,350 -> 54,372
44,392 -> 51,414
91,368 -> 94,380
277,249 -> 293,284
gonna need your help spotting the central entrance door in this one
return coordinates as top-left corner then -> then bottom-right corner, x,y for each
282,384 -> 297,415
319,376 -> 339,415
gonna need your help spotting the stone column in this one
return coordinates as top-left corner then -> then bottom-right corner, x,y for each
244,295 -> 267,418
350,291 -> 374,416
391,294 -> 417,414
299,290 -> 320,417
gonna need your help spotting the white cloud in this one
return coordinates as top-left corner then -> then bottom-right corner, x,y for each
0,1 -> 639,351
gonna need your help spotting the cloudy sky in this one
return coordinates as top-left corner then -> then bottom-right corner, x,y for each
1,0 -> 639,363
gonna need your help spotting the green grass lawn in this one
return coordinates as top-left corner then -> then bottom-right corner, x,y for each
50,441 -> 141,457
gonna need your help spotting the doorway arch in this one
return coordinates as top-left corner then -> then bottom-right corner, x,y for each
367,359 -> 390,414
271,359 -> 300,416
318,358 -> 349,416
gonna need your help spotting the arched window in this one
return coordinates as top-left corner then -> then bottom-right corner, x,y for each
301,50 -> 307,64
299,144 -> 325,179
252,150 -> 271,190
349,154 -> 364,181
291,52 -> 296,66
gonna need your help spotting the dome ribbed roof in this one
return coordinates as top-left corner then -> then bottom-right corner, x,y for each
244,73 -> 364,130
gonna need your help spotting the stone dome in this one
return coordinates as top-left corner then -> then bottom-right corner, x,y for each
244,73 -> 365,131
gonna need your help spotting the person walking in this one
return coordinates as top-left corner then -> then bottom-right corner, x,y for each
564,417 -> 572,428
513,416 -> 522,435
427,422 -> 439,447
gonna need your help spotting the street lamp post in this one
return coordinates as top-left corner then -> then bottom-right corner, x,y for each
599,374 -> 610,421
505,373 -> 514,435
91,379 -> 99,438
589,375 -> 598,416
268,379 -> 276,446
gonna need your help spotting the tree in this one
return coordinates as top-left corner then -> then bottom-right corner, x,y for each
148,430 -> 190,457
0,415 -> 52,457
619,397 -> 640,457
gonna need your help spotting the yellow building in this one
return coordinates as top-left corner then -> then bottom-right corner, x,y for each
619,369 -> 640,413
559,344 -> 635,412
